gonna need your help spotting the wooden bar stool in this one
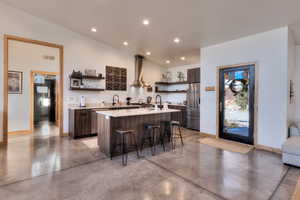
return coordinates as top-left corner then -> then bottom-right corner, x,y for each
111,129 -> 140,166
141,124 -> 164,155
171,121 -> 184,149
164,121 -> 184,149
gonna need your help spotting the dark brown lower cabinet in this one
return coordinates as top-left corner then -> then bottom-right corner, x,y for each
69,106 -> 141,139
168,105 -> 187,128
69,109 -> 94,139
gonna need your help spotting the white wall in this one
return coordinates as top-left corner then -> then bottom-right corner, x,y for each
8,40 -> 60,132
0,2 -> 164,140
287,30 -> 296,124
200,27 -> 289,149
293,46 -> 300,123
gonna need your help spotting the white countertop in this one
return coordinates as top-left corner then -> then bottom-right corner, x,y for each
96,108 -> 180,117
168,104 -> 186,107
69,105 -> 141,110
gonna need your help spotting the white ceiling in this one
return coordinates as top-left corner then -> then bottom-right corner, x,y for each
3,0 -> 300,67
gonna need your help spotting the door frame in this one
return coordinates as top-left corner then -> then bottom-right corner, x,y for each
216,62 -> 258,146
2,35 -> 64,146
30,70 -> 60,133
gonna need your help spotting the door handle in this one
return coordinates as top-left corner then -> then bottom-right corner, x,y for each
219,102 -> 223,112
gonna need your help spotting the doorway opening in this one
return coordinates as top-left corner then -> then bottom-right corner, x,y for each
217,64 -> 256,145
31,71 -> 60,138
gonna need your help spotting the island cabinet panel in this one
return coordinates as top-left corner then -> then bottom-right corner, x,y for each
91,110 -> 98,135
97,114 -> 112,155
97,113 -> 171,157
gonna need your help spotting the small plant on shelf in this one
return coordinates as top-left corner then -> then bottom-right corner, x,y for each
177,71 -> 185,82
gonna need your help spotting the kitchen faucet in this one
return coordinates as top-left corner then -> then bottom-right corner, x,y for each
155,95 -> 162,110
112,95 -> 119,106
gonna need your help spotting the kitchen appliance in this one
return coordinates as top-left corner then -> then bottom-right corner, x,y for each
85,69 -> 97,77
80,96 -> 86,107
163,103 -> 168,110
130,55 -> 150,88
186,83 -> 200,130
146,96 -> 152,104
126,97 -> 132,105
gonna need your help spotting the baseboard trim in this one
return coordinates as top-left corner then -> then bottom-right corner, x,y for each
255,144 -> 282,154
200,132 -> 216,138
63,132 -> 69,137
8,130 -> 32,135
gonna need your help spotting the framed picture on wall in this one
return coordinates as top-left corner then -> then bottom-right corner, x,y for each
8,71 -> 23,94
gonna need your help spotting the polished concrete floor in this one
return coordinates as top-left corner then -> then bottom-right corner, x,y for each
0,128 -> 299,200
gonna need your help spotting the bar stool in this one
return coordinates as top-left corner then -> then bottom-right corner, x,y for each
111,129 -> 140,166
141,124 -> 164,155
164,121 -> 184,149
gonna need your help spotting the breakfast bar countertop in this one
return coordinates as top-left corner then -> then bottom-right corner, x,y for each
96,108 -> 180,117
68,105 -> 141,110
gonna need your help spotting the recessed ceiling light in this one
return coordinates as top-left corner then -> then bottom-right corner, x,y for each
173,37 -> 180,43
146,51 -> 151,56
123,41 -> 128,46
91,27 -> 97,32
143,19 -> 150,26
166,60 -> 171,64
180,56 -> 186,61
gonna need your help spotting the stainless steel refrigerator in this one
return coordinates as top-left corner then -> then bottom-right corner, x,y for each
186,83 -> 200,130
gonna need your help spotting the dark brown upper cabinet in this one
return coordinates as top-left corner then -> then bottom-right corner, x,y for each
187,68 -> 200,83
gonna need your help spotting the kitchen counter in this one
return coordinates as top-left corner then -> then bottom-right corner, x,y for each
69,104 -> 186,110
69,105 -> 141,110
96,108 -> 180,117
168,104 -> 186,107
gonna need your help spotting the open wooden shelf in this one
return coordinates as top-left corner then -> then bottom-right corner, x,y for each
82,75 -> 105,80
155,90 -> 187,93
155,81 -> 188,85
70,87 -> 105,91
70,75 -> 105,80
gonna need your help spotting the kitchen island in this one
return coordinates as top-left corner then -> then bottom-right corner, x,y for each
96,108 -> 180,157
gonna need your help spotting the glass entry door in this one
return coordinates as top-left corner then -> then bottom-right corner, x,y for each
219,65 -> 255,145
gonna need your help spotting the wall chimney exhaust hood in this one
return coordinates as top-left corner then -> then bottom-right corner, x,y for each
131,54 -> 146,87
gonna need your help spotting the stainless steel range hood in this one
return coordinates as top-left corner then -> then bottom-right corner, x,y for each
131,54 -> 145,87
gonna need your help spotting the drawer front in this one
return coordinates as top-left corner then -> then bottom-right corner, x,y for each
187,117 -> 200,130
187,109 -> 200,118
